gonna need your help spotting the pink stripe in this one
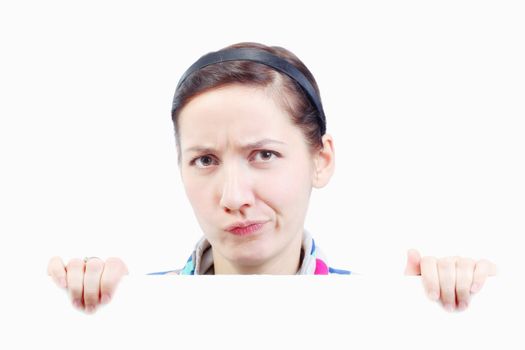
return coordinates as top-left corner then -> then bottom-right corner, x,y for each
314,258 -> 329,275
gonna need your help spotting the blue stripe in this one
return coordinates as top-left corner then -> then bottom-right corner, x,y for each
328,267 -> 352,275
146,270 -> 176,275
310,238 -> 316,255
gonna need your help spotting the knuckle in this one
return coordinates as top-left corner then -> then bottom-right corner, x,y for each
457,257 -> 474,267
47,256 -> 61,274
48,267 -> 60,278
86,258 -> 104,271
437,258 -> 454,269
66,258 -> 84,270
105,257 -> 127,273
476,259 -> 491,269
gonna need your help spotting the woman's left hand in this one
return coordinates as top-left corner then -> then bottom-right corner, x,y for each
404,249 -> 497,312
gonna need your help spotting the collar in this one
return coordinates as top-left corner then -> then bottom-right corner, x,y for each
179,228 -> 329,275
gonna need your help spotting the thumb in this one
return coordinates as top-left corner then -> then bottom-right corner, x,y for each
404,248 -> 422,276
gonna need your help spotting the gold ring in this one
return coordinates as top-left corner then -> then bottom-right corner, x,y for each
83,256 -> 100,263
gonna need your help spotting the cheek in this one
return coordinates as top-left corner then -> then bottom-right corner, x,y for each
258,165 -> 312,215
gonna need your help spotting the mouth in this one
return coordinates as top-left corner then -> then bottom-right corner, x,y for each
226,222 -> 267,236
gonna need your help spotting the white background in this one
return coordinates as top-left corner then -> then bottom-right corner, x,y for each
0,0 -> 523,349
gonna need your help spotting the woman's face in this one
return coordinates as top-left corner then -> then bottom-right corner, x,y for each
177,84 -> 325,271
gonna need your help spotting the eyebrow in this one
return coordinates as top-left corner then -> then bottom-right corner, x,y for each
184,138 -> 287,155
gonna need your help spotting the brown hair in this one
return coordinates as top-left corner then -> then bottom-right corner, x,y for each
171,42 -> 325,165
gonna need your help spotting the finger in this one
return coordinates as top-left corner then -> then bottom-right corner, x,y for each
455,258 -> 475,311
404,249 -> 421,276
47,256 -> 67,288
100,257 -> 128,305
83,258 -> 105,313
471,259 -> 496,293
65,258 -> 85,309
420,256 -> 440,301
437,257 -> 457,311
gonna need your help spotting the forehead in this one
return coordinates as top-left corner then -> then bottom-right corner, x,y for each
178,85 -> 301,152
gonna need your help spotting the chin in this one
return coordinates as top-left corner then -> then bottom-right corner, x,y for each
227,243 -> 273,266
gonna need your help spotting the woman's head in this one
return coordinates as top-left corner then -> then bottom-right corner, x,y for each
171,42 -> 335,273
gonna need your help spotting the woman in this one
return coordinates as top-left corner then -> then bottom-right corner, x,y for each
47,42 -> 497,314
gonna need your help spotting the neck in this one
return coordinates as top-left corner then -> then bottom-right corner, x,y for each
213,232 -> 304,275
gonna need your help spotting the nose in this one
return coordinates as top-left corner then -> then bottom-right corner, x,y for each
219,162 -> 254,212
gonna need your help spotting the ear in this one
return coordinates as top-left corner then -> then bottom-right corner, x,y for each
312,134 -> 335,188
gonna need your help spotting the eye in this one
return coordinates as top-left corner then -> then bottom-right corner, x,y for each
189,150 -> 281,169
190,155 -> 217,168
252,150 -> 280,162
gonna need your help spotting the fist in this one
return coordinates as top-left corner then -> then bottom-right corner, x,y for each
47,256 -> 128,314
404,249 -> 497,312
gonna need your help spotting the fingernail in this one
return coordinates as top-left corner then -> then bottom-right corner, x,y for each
471,283 -> 480,293
72,299 -> 82,309
59,277 -> 67,289
457,301 -> 468,311
85,305 -> 95,314
445,303 -> 455,312
101,294 -> 111,305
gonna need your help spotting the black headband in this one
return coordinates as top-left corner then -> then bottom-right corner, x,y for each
172,47 -> 326,135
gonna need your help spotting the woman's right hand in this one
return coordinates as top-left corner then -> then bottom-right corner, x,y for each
47,256 -> 128,314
